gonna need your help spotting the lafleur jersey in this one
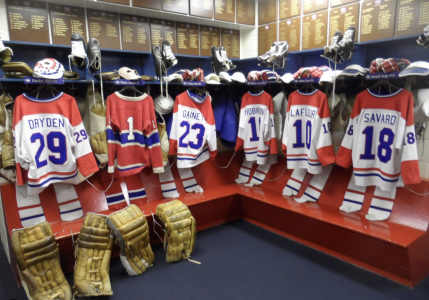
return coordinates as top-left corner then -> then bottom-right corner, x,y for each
282,90 -> 335,174
106,92 -> 164,176
336,88 -> 420,191
169,91 -> 217,168
235,91 -> 277,164
13,93 -> 98,195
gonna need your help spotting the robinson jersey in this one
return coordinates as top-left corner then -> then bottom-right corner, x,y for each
282,89 -> 335,174
169,91 -> 217,168
336,88 -> 420,191
106,92 -> 164,176
235,91 -> 277,164
13,93 -> 98,195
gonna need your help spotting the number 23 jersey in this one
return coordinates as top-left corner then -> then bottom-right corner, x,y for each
13,93 -> 98,195
282,89 -> 335,174
169,91 -> 217,168
336,88 -> 420,191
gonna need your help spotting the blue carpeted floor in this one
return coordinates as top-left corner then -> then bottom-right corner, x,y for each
2,220 -> 429,300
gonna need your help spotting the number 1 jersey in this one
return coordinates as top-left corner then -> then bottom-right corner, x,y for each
169,91 -> 217,168
13,93 -> 98,195
282,89 -> 335,174
106,92 -> 164,176
336,88 -> 420,191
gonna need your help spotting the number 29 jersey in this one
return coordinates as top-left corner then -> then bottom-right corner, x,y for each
169,91 -> 217,168
13,93 -> 98,195
336,89 -> 420,191
282,90 -> 335,174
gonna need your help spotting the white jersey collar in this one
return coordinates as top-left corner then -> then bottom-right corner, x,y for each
114,92 -> 148,101
367,88 -> 403,98
23,92 -> 64,102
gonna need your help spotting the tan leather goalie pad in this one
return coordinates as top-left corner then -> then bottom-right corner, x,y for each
106,204 -> 154,276
156,200 -> 197,263
73,213 -> 113,298
11,221 -> 72,300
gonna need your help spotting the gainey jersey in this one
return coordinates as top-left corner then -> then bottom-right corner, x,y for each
282,89 -> 335,174
13,92 -> 98,195
169,91 -> 217,168
336,88 -> 420,191
106,92 -> 164,176
235,91 -> 277,164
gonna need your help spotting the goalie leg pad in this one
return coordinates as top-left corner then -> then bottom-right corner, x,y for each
106,204 -> 154,276
11,221 -> 72,300
156,200 -> 197,263
73,213 -> 113,298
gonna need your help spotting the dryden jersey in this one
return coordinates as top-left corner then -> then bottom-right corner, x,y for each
336,88 -> 420,191
169,91 -> 217,168
13,93 -> 98,195
235,91 -> 277,164
282,90 -> 335,174
106,92 -> 164,176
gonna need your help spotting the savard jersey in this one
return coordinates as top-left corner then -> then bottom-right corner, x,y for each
235,91 -> 277,164
282,89 -> 335,174
336,88 -> 420,191
106,92 -> 164,176
13,93 -> 98,195
169,91 -> 217,168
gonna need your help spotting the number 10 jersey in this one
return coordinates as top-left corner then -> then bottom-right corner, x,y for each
282,89 -> 335,174
13,93 -> 98,195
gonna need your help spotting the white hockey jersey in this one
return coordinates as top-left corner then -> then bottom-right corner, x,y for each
13,92 -> 98,195
282,89 -> 335,174
336,88 -> 420,191
169,91 -> 217,168
235,91 -> 277,164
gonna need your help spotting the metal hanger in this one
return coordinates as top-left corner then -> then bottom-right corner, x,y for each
118,85 -> 144,97
298,83 -> 316,93
27,84 -> 61,99
369,79 -> 399,95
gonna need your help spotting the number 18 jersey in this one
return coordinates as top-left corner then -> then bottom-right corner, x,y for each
13,93 -> 98,195
282,89 -> 335,174
336,88 -> 420,191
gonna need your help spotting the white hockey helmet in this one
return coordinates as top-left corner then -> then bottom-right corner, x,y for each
154,91 -> 174,115
33,58 -> 65,79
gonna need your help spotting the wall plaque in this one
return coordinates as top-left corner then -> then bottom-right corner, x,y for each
279,17 -> 301,52
258,0 -> 277,24
221,29 -> 240,59
6,0 -> 49,44
303,0 -> 329,14
360,0 -> 397,42
396,0 -> 429,37
215,0 -> 236,22
120,14 -> 150,52
150,18 -> 177,54
236,0 -> 255,25
190,0 -> 213,18
302,10 -> 328,50
177,22 -> 200,56
98,0 -> 129,4
200,26 -> 221,56
329,3 -> 359,42
258,23 -> 278,56
87,9 -> 120,49
49,4 -> 86,45
279,0 -> 302,19
133,0 -> 161,10
162,0 -> 189,15
331,0 -> 360,8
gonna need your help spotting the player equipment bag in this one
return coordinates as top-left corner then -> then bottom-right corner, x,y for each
73,213 -> 113,298
155,200 -> 198,263
11,221 -> 72,300
106,204 -> 154,276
